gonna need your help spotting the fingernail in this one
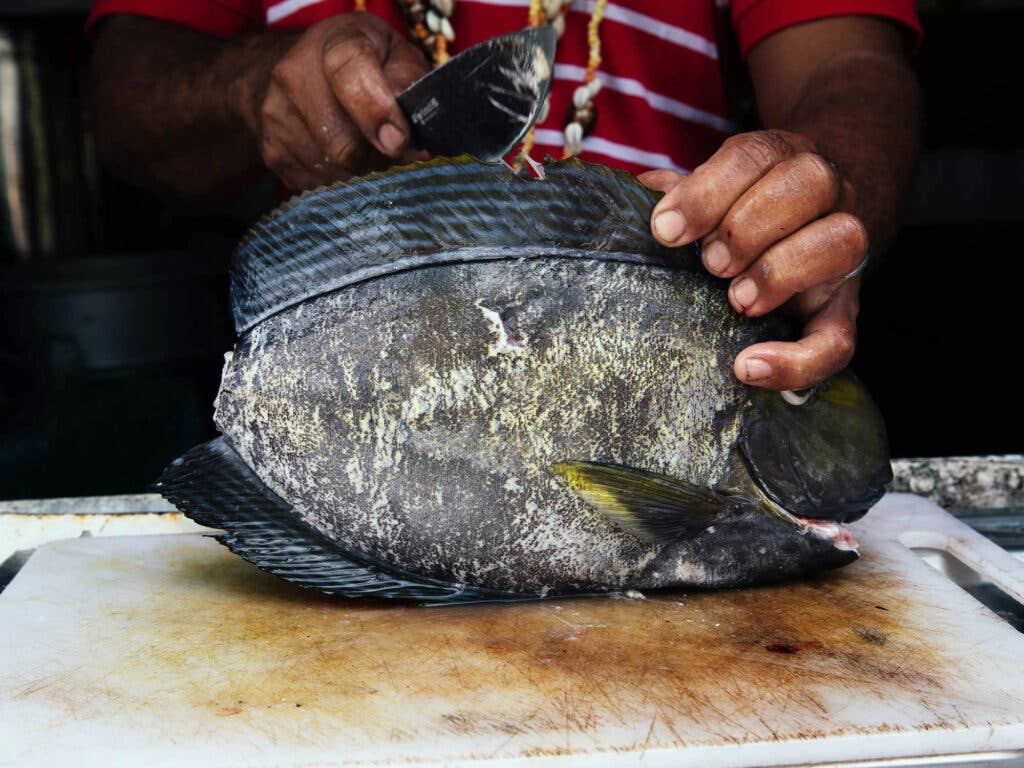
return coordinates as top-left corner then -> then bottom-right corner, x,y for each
377,123 -> 405,155
703,240 -> 730,274
744,358 -> 772,381
730,277 -> 758,309
653,210 -> 686,243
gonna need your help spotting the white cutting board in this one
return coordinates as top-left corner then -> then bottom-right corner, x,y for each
1,493 -> 1023,767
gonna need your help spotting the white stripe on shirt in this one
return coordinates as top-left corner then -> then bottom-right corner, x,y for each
571,0 -> 719,60
554,63 -> 736,133
460,0 -> 719,60
532,128 -> 689,173
266,0 -> 326,24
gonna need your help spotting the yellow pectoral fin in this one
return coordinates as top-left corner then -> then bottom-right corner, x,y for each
550,461 -> 743,544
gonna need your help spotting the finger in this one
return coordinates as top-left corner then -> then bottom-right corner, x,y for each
260,87 -> 333,185
382,30 -> 430,94
733,282 -> 859,390
263,136 -> 326,192
702,152 -> 843,278
650,130 -> 815,246
270,53 -> 365,169
323,34 -> 414,158
726,212 -> 869,316
637,169 -> 685,193
336,140 -> 391,177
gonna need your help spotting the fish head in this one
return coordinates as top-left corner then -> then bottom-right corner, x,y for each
739,370 -> 891,525
650,504 -> 860,589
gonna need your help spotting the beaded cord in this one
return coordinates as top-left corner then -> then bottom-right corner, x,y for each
394,0 -> 456,67
562,0 -> 606,158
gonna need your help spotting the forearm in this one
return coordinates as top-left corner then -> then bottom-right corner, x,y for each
749,20 -> 925,252
88,16 -> 296,199
769,51 -> 920,253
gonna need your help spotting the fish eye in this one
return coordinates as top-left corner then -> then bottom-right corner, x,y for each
780,388 -> 813,406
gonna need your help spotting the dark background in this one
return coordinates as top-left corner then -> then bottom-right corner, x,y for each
1,0 -> 1021,500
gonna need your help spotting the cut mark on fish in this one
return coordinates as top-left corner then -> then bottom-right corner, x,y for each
475,300 -> 528,357
522,152 -> 546,179
799,518 -> 858,551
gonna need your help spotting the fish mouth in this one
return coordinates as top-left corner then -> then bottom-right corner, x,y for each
745,472 -> 861,553
794,516 -> 859,552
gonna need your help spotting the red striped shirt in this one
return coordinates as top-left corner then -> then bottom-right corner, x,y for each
88,0 -> 921,175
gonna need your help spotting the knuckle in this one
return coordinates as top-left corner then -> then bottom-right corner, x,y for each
728,133 -> 785,172
688,190 -> 720,233
259,99 -> 277,124
270,59 -> 298,88
798,152 -> 841,194
831,324 -> 856,361
763,129 -> 796,155
324,36 -> 376,78
802,324 -> 855,380
833,213 -> 869,256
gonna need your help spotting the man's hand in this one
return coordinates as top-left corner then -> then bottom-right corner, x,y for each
638,16 -> 918,391
89,14 -> 429,198
639,130 -> 866,391
245,13 -> 429,191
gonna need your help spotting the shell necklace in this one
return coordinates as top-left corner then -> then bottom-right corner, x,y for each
354,0 -> 607,161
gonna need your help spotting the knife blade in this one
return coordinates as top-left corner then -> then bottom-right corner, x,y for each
396,26 -> 557,162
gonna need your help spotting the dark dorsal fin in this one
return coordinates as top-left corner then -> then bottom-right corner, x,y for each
551,461 -> 749,545
155,438 -> 524,603
232,156 -> 700,332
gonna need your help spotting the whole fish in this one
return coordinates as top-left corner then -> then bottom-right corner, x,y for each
157,157 -> 891,603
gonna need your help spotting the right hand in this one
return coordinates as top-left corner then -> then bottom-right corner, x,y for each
246,13 -> 429,191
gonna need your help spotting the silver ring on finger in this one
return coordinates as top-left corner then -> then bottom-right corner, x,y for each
842,248 -> 871,283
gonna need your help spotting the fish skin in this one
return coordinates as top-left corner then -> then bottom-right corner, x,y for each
212,255 -> 826,595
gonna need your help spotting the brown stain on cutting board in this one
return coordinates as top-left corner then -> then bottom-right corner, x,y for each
5,513 -> 188,523
9,538 -> 1003,757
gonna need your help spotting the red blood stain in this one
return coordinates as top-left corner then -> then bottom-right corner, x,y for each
765,643 -> 799,654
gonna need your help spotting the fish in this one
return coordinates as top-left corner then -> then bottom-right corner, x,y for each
156,156 -> 892,603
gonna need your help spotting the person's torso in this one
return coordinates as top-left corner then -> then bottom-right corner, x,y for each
265,0 -> 737,174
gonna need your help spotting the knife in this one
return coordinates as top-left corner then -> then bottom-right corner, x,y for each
397,26 -> 557,162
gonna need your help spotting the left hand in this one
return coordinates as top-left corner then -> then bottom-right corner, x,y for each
639,130 -> 868,391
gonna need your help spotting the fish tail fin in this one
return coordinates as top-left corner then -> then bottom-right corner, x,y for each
155,438 -> 499,603
551,461 -> 742,544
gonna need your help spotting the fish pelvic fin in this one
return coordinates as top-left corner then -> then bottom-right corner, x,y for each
155,438 -> 515,604
551,461 -> 745,545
